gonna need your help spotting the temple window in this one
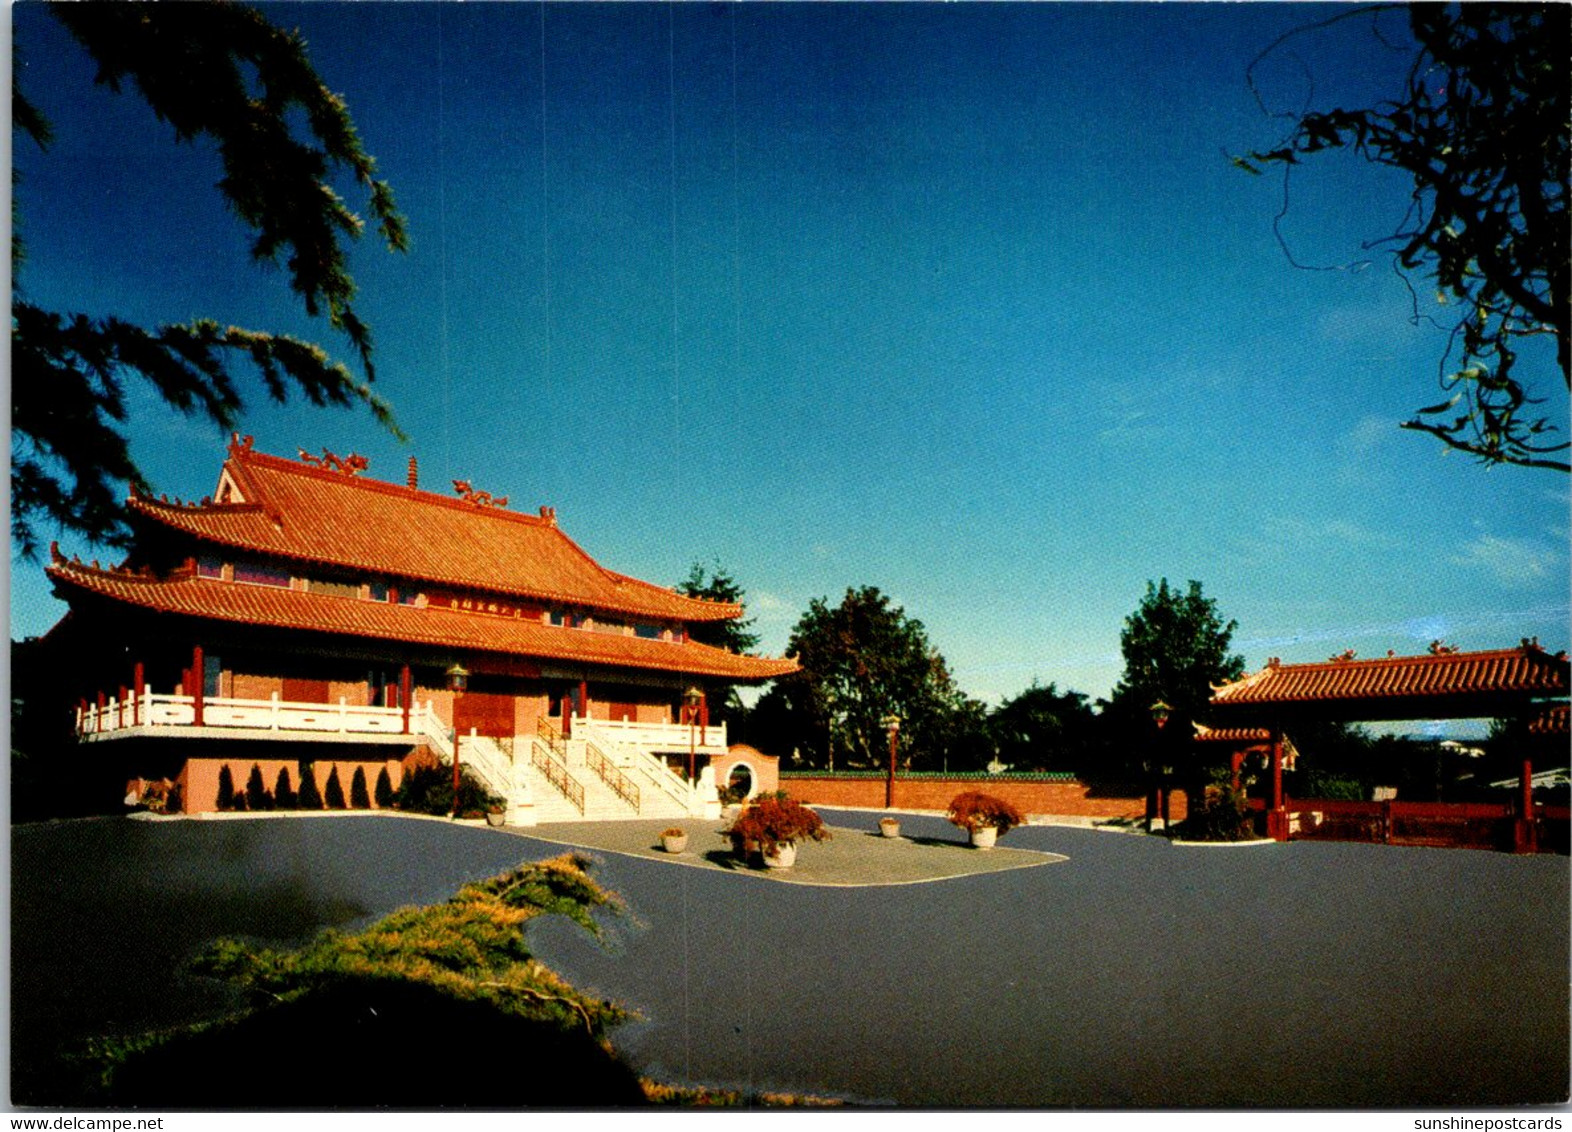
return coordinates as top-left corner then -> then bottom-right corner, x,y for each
196,555 -> 224,579
635,624 -> 662,640
233,560 -> 293,588
368,580 -> 390,602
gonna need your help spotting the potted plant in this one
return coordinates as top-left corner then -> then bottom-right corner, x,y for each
660,827 -> 688,854
947,791 -> 1026,849
486,803 -> 507,827
722,793 -> 830,868
879,816 -> 901,839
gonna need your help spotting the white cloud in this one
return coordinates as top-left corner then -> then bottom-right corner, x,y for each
1449,533 -> 1562,587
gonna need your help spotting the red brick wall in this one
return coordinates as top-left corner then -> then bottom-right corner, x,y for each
179,756 -> 407,813
779,776 -> 1186,822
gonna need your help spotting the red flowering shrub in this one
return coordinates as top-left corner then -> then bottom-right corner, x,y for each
946,792 -> 1026,836
722,794 -> 831,857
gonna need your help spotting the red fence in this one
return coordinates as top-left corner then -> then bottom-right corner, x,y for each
1258,797 -> 1570,853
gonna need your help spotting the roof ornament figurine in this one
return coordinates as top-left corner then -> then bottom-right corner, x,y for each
452,480 -> 509,509
1329,649 -> 1357,663
298,448 -> 369,476
1428,640 -> 1460,655
230,433 -> 256,453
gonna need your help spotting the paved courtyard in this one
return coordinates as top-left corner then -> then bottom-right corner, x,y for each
515,815 -> 1067,886
11,811 -> 1568,1107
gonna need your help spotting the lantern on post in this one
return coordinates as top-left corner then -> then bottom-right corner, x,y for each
446,663 -> 470,817
683,686 -> 703,781
882,714 -> 901,809
1147,701 -> 1173,832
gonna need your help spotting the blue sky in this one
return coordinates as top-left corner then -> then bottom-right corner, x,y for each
11,2 -> 1568,716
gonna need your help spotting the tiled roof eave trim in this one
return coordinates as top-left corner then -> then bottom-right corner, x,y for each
47,563 -> 796,682
125,496 -> 739,623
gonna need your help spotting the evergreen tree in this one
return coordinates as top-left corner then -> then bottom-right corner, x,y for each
12,2 -> 408,557
323,766 -> 347,810
273,766 -> 297,810
374,766 -> 395,808
349,767 -> 371,809
245,764 -> 272,811
216,765 -> 236,810
297,763 -> 324,810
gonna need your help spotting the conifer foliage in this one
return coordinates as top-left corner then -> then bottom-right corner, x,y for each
12,2 -> 409,557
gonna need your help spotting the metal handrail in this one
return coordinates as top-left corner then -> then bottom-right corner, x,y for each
585,740 -> 640,812
535,716 -> 568,761
531,738 -> 585,813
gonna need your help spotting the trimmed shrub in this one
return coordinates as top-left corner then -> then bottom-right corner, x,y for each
245,764 -> 273,811
374,766 -> 395,808
1175,768 -> 1260,842
297,764 -> 324,810
273,767 -> 297,810
323,767 -> 347,810
216,765 -> 237,811
721,794 -> 829,857
350,767 -> 372,809
393,760 -> 502,817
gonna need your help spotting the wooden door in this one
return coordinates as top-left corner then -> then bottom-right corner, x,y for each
453,691 -> 515,737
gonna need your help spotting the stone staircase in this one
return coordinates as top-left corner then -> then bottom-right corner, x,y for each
449,725 -> 716,826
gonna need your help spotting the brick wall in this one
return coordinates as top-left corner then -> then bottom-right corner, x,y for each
779,775 -> 1186,822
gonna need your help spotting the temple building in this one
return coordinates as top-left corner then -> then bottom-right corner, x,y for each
49,436 -> 795,822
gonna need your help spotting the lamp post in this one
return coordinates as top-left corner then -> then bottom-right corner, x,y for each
883,715 -> 901,809
1149,700 -> 1172,832
447,663 -> 469,817
683,686 -> 703,782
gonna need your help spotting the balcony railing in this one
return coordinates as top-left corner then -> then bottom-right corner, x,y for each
572,715 -> 727,753
76,690 -> 433,742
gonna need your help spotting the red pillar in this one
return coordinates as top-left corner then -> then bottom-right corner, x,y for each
96,691 -> 106,734
79,698 -> 88,737
133,662 -> 145,727
1267,731 -> 1288,841
578,680 -> 588,722
400,664 -> 412,734
1515,757 -> 1538,854
191,645 -> 205,727
886,728 -> 897,809
562,695 -> 573,738
1230,751 -> 1245,794
699,692 -> 709,748
118,686 -> 128,730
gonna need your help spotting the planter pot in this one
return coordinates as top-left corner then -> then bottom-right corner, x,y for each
969,826 -> 998,850
486,810 -> 507,827
661,833 -> 689,854
879,818 -> 901,839
762,842 -> 797,869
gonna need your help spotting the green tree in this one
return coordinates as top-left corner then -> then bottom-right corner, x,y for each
676,561 -> 761,654
676,561 -> 762,729
12,2 -> 409,558
779,586 -> 965,769
1105,579 -> 1245,787
990,681 -> 1099,774
1240,4 -> 1568,471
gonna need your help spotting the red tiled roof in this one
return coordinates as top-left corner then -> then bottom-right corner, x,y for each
127,440 -> 739,623
1529,704 -> 1569,736
1192,724 -> 1273,743
1211,646 -> 1569,709
46,557 -> 797,683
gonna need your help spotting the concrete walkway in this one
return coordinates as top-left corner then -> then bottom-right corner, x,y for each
508,816 -> 1067,887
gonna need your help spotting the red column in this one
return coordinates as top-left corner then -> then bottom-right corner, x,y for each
96,691 -> 106,734
699,692 -> 709,748
1516,757 -> 1538,854
79,698 -> 88,737
400,664 -> 412,734
133,662 -> 145,727
191,645 -> 205,727
562,695 -> 573,738
1230,751 -> 1245,794
886,728 -> 897,809
118,686 -> 128,730
578,680 -> 589,721
1267,731 -> 1288,841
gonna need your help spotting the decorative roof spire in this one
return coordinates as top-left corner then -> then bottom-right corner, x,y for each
407,456 -> 419,490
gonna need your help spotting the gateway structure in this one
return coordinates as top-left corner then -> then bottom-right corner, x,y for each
52,436 -> 795,822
